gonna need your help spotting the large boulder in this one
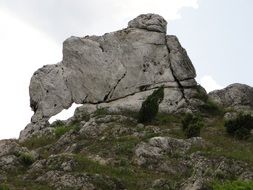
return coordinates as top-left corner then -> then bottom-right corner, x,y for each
21,13 -> 203,141
209,83 -> 253,111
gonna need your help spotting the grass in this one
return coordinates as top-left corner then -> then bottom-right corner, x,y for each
21,120 -> 80,150
20,136 -> 56,150
192,117 -> 253,164
212,180 -> 253,190
73,154 -> 184,190
52,119 -> 80,138
3,178 -> 52,190
85,135 -> 140,158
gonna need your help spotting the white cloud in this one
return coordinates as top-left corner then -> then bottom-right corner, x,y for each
49,103 -> 82,124
199,75 -> 223,93
112,0 -> 199,20
0,8 -> 61,139
0,0 -> 199,41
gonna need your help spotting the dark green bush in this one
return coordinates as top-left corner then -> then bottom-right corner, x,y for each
194,85 -> 224,116
181,113 -> 204,138
138,86 -> 164,124
224,113 -> 253,140
19,152 -> 35,166
194,85 -> 208,102
199,99 -> 224,116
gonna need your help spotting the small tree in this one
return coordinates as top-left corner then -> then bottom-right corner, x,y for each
181,113 -> 204,138
224,113 -> 253,140
138,86 -> 164,124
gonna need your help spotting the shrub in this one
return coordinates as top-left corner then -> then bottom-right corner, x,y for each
224,113 -> 253,140
181,113 -> 204,138
194,84 -> 208,102
19,152 -> 35,166
199,99 -> 224,116
212,180 -> 253,190
138,86 -> 164,124
194,85 -> 224,116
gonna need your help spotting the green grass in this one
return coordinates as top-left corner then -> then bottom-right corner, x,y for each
3,179 -> 52,190
212,180 -> 253,190
153,113 -> 182,126
73,154 -> 182,190
192,117 -> 253,164
86,135 -> 140,158
52,119 -> 80,138
20,136 -> 56,150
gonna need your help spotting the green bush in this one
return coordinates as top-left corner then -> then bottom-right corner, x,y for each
138,86 -> 164,124
181,113 -> 204,138
194,85 -> 224,116
19,152 -> 35,166
199,99 -> 224,116
224,113 -> 253,140
194,84 -> 208,102
212,180 -> 253,190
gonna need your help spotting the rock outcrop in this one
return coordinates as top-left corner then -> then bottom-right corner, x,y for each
209,83 -> 253,112
21,13 -> 203,141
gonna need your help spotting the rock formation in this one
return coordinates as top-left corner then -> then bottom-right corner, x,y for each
1,13 -> 252,190
209,83 -> 253,111
20,14 -> 203,141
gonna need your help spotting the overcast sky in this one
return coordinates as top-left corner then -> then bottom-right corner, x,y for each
0,0 -> 252,139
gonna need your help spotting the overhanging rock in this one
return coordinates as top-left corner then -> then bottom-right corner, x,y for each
20,13 -> 204,142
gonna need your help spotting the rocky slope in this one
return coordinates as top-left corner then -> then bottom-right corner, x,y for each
1,109 -> 253,189
1,14 -> 253,190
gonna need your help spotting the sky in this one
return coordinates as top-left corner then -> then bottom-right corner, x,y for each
0,0 -> 252,139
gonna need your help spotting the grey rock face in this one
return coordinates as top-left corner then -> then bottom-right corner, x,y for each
21,13 -> 202,141
166,35 -> 196,81
209,83 -> 253,111
128,13 -> 167,33
0,140 -> 32,174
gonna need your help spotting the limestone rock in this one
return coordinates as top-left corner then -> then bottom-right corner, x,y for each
134,136 -> 203,166
209,83 -> 253,111
0,140 -> 31,173
0,139 -> 25,157
166,35 -> 196,81
128,13 -> 167,33
36,171 -> 96,190
21,13 -> 203,141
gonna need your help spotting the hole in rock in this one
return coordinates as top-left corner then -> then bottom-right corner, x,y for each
49,103 -> 82,124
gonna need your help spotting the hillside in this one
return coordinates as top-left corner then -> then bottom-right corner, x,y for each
0,14 -> 253,190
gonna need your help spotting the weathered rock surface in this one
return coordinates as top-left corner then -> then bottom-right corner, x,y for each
21,13 -> 203,141
209,83 -> 253,111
